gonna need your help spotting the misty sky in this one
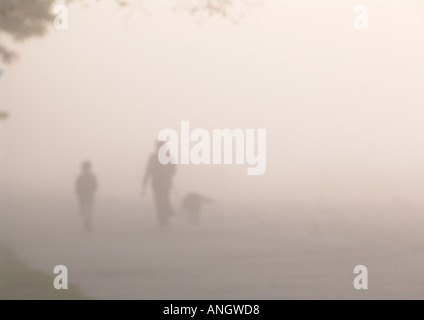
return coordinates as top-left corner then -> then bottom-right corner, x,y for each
1,0 -> 424,205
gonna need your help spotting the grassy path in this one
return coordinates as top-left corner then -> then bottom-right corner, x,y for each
0,247 -> 90,300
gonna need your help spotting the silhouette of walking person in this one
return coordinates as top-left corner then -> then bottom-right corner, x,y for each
142,141 -> 176,227
182,193 -> 214,225
75,161 -> 98,232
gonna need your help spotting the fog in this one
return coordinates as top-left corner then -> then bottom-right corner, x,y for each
1,0 -> 424,299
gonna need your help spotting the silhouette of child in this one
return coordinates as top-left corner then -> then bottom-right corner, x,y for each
75,161 -> 98,232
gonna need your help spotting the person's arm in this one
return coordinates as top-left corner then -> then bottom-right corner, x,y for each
141,156 -> 152,196
75,176 -> 81,195
201,195 -> 215,203
93,175 -> 98,193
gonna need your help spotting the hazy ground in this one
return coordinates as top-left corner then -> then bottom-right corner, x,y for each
1,193 -> 424,299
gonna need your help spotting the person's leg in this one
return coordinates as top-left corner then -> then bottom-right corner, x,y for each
162,186 -> 173,217
78,199 -> 86,231
154,189 -> 169,227
187,209 -> 194,224
86,199 -> 94,231
80,199 -> 92,232
194,209 -> 200,224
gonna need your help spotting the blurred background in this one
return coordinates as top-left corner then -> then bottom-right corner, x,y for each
1,0 -> 424,299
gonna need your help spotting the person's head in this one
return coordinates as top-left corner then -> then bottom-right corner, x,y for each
81,161 -> 92,173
